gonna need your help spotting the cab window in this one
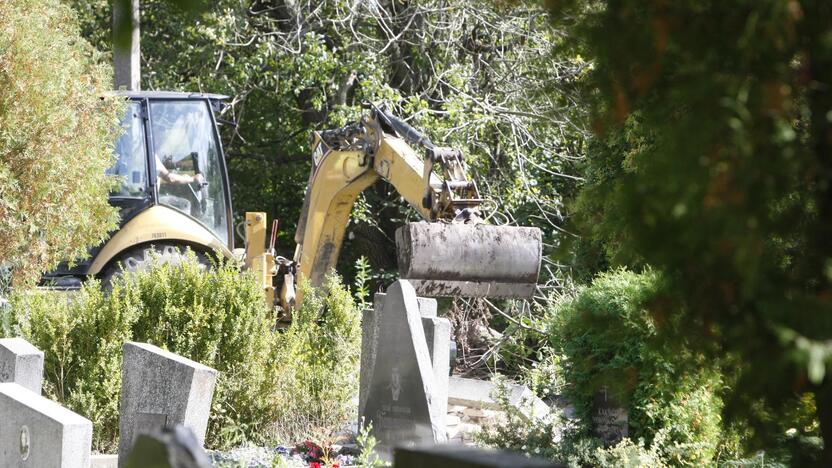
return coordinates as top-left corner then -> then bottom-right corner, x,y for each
149,100 -> 228,245
107,101 -> 148,197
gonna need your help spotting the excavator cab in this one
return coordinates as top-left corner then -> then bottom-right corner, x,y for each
41,91 -> 234,288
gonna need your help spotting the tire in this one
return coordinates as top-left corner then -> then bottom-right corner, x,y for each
99,244 -> 210,288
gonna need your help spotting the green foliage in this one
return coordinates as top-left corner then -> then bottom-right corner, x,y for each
67,0 -> 583,286
121,253 -> 277,449
476,377 -> 563,461
0,0 -> 121,285
6,280 -> 135,451
3,254 -> 361,452
355,420 -> 388,468
268,274 -> 362,443
5,254 -> 273,451
549,0 -> 832,461
476,376 -> 674,468
353,256 -> 372,308
552,269 -> 724,465
483,269 -> 731,466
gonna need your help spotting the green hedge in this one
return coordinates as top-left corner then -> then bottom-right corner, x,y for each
551,269 -> 725,466
3,253 -> 361,452
479,269 -> 731,466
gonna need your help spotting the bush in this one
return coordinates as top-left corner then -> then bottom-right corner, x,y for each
268,275 -> 362,442
550,268 -> 725,466
0,0 -> 121,286
475,377 -> 565,461
3,253 -> 361,451
479,269 -> 730,466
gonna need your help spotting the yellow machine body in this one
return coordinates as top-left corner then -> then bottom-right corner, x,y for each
88,205 -> 232,276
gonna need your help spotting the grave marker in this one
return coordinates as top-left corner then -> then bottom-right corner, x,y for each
0,337 -> 44,394
592,387 -> 628,446
0,382 -> 92,468
118,342 -> 217,467
360,281 -> 449,455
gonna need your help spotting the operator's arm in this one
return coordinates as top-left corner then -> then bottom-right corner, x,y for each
156,154 -> 202,184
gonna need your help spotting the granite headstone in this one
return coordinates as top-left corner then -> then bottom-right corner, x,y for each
360,280 -> 448,455
0,382 -> 92,468
592,387 -> 628,446
0,337 -> 44,394
118,342 -> 217,467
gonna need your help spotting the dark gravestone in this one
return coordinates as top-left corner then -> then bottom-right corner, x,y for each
592,387 -> 628,446
360,296 -> 443,419
394,445 -> 565,468
361,281 -> 447,455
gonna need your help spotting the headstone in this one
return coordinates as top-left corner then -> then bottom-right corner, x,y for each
0,337 -> 44,394
360,281 -> 448,456
359,294 -> 448,419
394,445 -> 565,468
0,382 -> 92,468
448,377 -> 549,421
118,342 -> 217,467
592,387 -> 628,446
358,306 -> 379,420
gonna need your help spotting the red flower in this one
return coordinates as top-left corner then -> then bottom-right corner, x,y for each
332,464 -> 340,468
309,462 -> 321,468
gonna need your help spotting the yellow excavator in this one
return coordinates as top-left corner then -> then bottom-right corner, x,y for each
42,99 -> 542,309
245,103 -> 543,311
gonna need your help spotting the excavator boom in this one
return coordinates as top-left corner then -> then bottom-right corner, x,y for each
262,104 -> 543,309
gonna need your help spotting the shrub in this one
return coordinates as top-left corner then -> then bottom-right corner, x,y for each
479,269 -> 730,466
0,0 -> 121,286
6,280 -> 137,451
118,253 -> 278,449
548,269 -> 725,465
268,275 -> 362,442
3,254 -> 362,451
475,377 -> 565,461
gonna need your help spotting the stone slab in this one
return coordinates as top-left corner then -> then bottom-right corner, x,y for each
422,316 -> 450,423
0,338 -> 44,394
91,454 -> 118,468
118,342 -> 217,467
394,445 -> 565,468
448,377 -> 549,421
360,281 -> 447,456
0,382 -> 92,468
358,307 -> 378,420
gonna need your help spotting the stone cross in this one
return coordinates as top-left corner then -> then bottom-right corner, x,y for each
118,342 -> 217,467
0,337 -> 44,395
0,382 -> 92,467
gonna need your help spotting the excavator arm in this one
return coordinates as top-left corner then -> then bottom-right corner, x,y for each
250,104 -> 542,311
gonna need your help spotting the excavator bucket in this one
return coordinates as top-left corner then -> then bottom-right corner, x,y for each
396,223 -> 542,298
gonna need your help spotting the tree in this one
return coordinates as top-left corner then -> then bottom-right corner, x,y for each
0,0 -> 122,287
550,0 -> 832,463
69,0 -> 585,296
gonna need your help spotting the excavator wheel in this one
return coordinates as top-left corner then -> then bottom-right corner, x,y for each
99,244 -> 210,288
